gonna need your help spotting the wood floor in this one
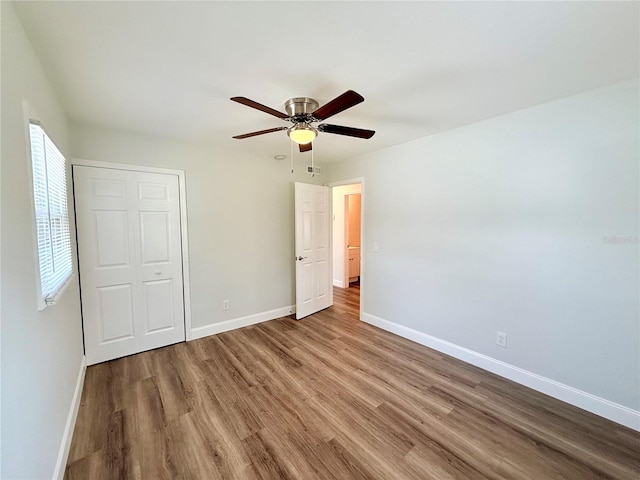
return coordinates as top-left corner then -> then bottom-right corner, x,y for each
66,284 -> 640,479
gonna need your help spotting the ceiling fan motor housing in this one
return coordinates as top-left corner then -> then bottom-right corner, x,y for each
285,97 -> 319,121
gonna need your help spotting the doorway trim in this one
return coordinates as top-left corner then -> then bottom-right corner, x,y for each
327,177 -> 365,321
71,158 -> 193,339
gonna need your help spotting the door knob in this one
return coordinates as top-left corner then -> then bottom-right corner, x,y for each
297,256 -> 307,261
155,270 -> 161,275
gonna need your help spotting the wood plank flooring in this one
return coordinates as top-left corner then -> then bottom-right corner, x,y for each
66,284 -> 640,479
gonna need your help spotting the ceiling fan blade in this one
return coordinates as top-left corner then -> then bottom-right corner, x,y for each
312,90 -> 364,121
230,97 -> 289,119
318,124 -> 375,139
299,142 -> 312,153
232,126 -> 287,139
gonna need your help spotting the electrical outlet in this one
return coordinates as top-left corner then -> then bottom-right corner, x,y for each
496,332 -> 507,347
223,299 -> 230,311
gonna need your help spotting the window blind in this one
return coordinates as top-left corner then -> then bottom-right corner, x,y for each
29,122 -> 73,305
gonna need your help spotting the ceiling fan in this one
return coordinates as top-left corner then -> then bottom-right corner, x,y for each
230,90 -> 375,152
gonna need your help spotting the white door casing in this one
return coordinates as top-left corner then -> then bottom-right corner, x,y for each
295,182 -> 332,319
73,165 -> 186,365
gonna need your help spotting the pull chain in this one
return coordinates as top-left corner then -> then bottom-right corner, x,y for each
290,140 -> 294,174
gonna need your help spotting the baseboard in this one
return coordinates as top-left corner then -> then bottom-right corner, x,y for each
333,279 -> 345,288
362,312 -> 640,432
190,305 -> 295,340
53,355 -> 87,479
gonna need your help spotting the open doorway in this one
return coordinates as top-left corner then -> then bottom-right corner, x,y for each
331,181 -> 363,317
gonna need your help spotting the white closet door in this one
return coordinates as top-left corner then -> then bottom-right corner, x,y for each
73,165 -> 185,365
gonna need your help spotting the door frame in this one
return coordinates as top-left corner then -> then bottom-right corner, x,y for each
71,158 -> 193,340
327,177 -> 365,321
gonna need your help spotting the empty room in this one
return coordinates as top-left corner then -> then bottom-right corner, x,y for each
1,1 -> 639,479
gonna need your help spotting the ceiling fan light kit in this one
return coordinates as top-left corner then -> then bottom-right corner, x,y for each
288,124 -> 317,144
231,90 -> 375,152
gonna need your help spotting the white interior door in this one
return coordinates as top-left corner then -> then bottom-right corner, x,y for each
73,165 -> 185,365
295,182 -> 332,319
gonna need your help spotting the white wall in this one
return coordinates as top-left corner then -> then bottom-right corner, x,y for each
70,124 -> 323,332
328,80 -> 639,425
332,183 -> 361,287
1,2 -> 85,478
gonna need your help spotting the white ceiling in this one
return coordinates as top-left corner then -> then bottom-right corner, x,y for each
13,1 -> 639,162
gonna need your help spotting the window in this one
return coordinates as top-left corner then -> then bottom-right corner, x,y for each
29,121 -> 73,308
